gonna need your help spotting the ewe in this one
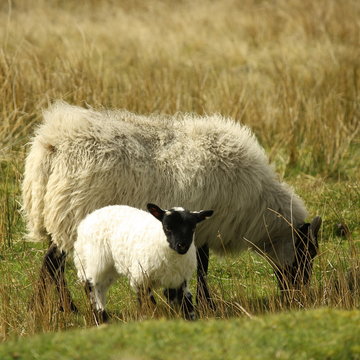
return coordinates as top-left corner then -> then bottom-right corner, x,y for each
22,102 -> 321,312
74,203 -> 213,322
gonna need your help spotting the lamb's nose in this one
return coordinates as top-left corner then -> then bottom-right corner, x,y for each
177,243 -> 187,253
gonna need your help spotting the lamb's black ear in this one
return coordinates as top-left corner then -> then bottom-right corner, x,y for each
147,203 -> 165,221
309,216 -> 322,248
193,210 -> 214,223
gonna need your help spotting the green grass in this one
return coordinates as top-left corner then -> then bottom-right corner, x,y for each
1,308 -> 359,360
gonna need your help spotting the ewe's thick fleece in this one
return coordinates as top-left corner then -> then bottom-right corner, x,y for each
74,205 -> 196,290
22,102 -> 307,266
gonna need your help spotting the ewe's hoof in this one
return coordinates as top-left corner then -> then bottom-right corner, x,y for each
197,297 -> 217,312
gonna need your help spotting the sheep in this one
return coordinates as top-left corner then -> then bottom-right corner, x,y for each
74,203 -> 213,322
22,101 -> 322,312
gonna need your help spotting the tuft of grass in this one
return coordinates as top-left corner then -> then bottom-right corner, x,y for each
0,160 -> 24,249
1,308 -> 360,360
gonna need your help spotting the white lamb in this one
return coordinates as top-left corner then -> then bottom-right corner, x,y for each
74,203 -> 213,322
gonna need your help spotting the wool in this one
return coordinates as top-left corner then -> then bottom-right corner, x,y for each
22,101 -> 308,268
74,205 -> 197,292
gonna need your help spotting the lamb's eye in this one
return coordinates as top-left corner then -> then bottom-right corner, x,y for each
164,226 -> 171,233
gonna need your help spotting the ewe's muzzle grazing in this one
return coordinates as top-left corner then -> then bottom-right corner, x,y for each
276,216 -> 322,291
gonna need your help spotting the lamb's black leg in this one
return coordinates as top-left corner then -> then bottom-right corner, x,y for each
84,280 -> 109,323
148,289 -> 157,305
177,281 -> 195,320
163,288 -> 177,304
137,287 -> 157,306
163,285 -> 195,320
39,242 -> 78,312
196,244 -> 215,309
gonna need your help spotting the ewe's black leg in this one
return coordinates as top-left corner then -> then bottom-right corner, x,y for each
39,242 -> 78,312
177,281 -> 195,320
196,244 -> 215,309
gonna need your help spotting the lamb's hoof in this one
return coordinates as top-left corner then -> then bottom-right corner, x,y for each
185,311 -> 196,321
94,310 -> 109,324
102,310 -> 110,323
59,302 -> 79,313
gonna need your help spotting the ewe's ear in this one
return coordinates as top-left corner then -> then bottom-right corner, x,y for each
147,203 -> 165,221
193,210 -> 214,223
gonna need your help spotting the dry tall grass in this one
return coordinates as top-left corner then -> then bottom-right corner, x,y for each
0,0 -> 359,174
0,0 -> 359,341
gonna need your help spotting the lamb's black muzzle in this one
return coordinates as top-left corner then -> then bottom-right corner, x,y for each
176,243 -> 188,254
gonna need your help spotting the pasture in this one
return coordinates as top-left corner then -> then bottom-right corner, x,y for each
0,0 -> 359,358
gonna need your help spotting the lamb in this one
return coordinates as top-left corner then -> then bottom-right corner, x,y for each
74,203 -> 213,322
22,101 -> 321,312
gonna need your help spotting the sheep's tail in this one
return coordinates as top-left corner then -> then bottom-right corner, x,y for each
21,101 -> 96,245
22,101 -> 72,243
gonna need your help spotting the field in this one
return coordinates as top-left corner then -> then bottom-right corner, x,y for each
1,309 -> 360,360
0,0 -> 359,358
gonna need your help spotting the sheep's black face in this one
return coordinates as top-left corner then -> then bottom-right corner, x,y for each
276,216 -> 322,290
162,209 -> 198,254
147,204 -> 214,255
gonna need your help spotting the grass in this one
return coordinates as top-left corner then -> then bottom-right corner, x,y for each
1,309 -> 360,360
0,0 -> 359,357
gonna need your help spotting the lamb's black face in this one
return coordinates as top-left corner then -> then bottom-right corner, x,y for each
162,209 -> 198,254
147,204 -> 214,255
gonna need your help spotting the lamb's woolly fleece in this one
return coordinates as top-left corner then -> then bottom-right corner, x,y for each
22,102 -> 308,267
74,205 -> 196,290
